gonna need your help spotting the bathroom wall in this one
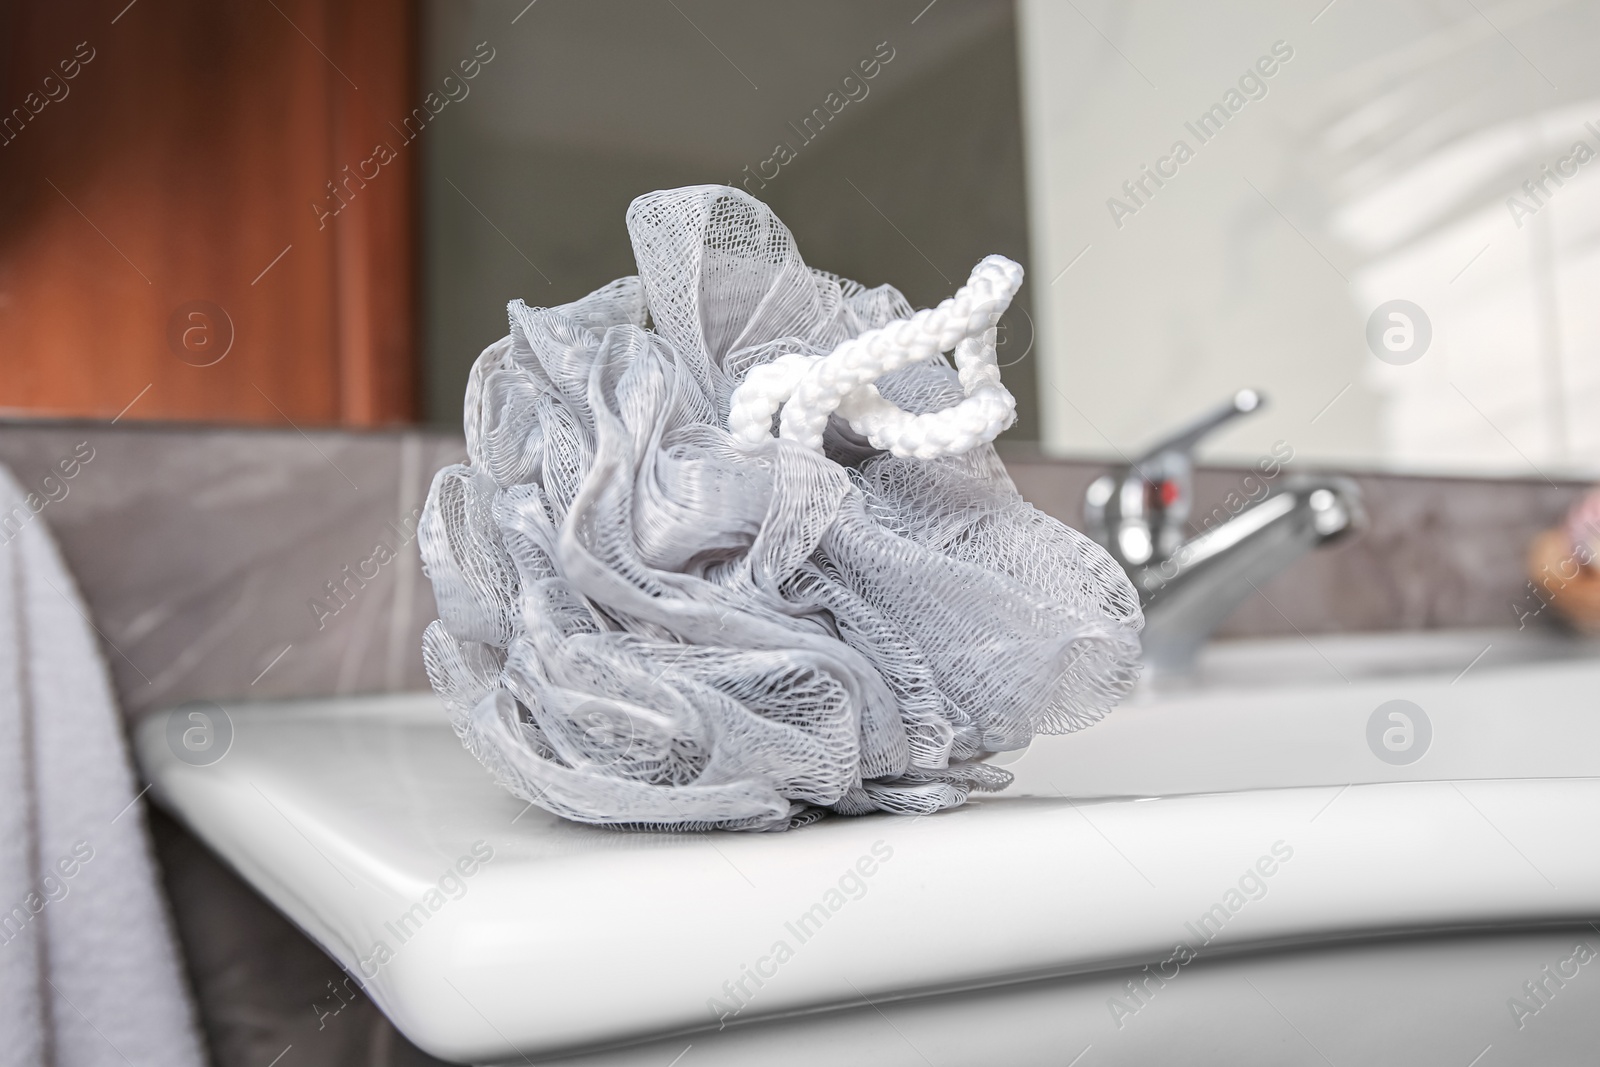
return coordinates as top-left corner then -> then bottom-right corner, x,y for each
419,0 -> 1040,437
1001,445 -> 1590,638
0,421 -> 1588,729
0,421 -> 463,723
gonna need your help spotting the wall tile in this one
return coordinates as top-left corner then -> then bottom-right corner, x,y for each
1002,450 -> 1589,639
1,422 -> 1590,726
0,421 -> 465,723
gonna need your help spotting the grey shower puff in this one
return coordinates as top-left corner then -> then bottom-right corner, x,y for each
419,185 -> 1142,831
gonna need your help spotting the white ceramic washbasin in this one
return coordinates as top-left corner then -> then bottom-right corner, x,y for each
134,629 -> 1600,1065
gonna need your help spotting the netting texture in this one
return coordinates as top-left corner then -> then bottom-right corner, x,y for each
419,186 -> 1142,831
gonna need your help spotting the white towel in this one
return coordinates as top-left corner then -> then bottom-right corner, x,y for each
0,465 -> 206,1067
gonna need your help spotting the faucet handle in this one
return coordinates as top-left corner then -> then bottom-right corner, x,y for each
1135,388 -> 1263,465
1084,389 -> 1266,569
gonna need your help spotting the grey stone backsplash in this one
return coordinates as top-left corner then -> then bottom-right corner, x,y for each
0,420 -> 465,722
1000,447 -> 1590,640
0,420 -> 1589,722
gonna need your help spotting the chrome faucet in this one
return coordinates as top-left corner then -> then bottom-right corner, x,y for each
1083,390 -> 1365,674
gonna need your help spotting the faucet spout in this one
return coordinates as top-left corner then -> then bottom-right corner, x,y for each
1133,476 -> 1364,673
1082,390 -> 1366,675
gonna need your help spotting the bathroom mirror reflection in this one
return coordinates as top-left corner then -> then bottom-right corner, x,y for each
3,0 -> 1593,473
1017,0 -> 1600,479
424,0 -> 1600,480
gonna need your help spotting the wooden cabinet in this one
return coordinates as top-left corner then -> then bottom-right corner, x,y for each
0,0 -> 417,425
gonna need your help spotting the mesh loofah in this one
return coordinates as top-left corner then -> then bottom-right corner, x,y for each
419,185 -> 1142,831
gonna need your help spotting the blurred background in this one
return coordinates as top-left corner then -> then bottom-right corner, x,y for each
6,4 -> 1600,1066
5,0 -> 1595,478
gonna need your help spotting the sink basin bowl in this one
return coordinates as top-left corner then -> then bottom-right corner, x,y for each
1003,626 -> 1600,797
134,629 -> 1600,1065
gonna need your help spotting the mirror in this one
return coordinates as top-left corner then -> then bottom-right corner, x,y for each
421,0 -> 1038,431
1017,0 -> 1600,478
422,0 -> 1596,481
4,0 -> 1591,472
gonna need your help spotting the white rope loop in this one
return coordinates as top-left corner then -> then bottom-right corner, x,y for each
726,353 -> 817,446
727,255 -> 1024,459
